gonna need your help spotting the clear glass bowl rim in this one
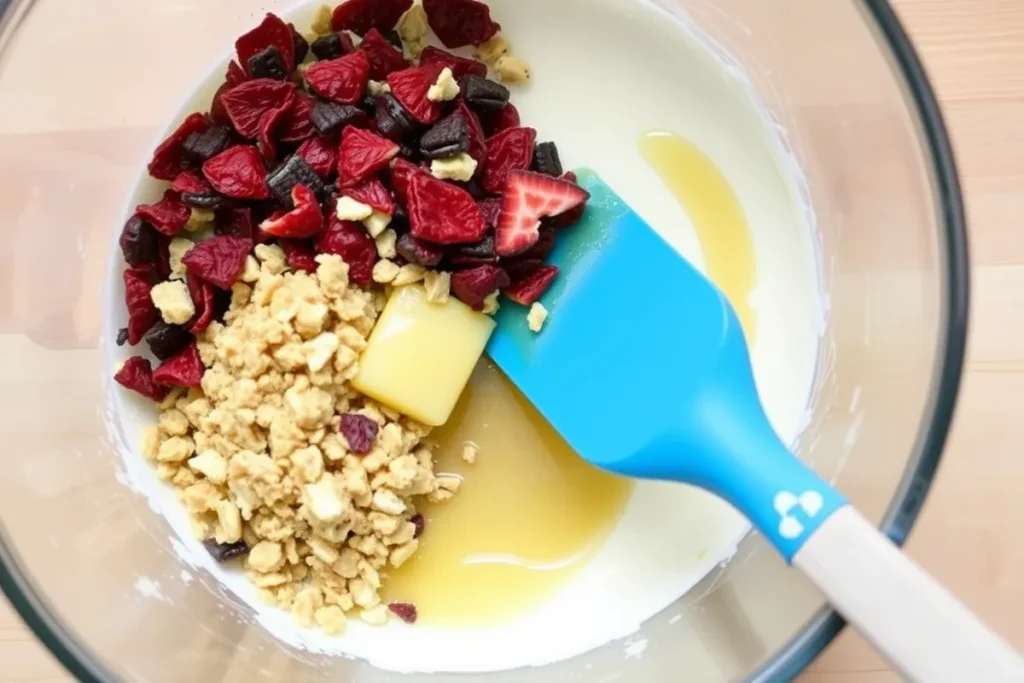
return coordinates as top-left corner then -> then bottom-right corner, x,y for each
0,0 -> 970,681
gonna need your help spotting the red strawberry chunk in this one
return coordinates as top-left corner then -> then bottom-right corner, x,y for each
148,113 -> 211,181
279,94 -> 316,143
332,0 -> 413,33
186,272 -> 216,334
296,136 -> 338,177
452,99 -> 488,170
258,92 -> 296,162
115,356 -> 168,401
260,185 -> 324,238
280,239 -> 319,272
496,171 -> 589,257
423,0 -> 501,49
153,341 -> 206,388
220,79 -> 297,138
481,102 -> 520,136
360,29 -> 410,80
483,126 -> 536,195
182,236 -> 253,289
407,173 -> 486,245
387,65 -> 445,125
389,158 -> 430,205
451,265 -> 510,310
318,211 -> 377,286
171,171 -> 213,195
504,264 -> 559,305
215,206 -> 255,240
419,46 -> 487,78
123,265 -> 158,345
477,198 -> 502,228
203,146 -> 270,199
226,60 -> 248,87
338,126 -> 401,187
236,13 -> 296,75
344,178 -> 394,215
304,51 -> 371,105
135,190 -> 190,236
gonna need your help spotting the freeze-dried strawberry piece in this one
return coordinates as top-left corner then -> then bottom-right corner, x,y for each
148,113 -> 211,181
419,46 -> 487,79
186,272 -> 216,334
518,226 -> 556,261
359,28 -> 409,80
344,178 -> 394,215
477,198 -> 502,229
236,13 -> 296,75
407,173 -> 485,244
482,126 -> 536,195
340,413 -> 380,454
304,51 -> 371,105
451,265 -> 509,310
338,126 -> 400,187
123,265 -> 159,345
389,603 -> 418,624
504,264 -> 559,305
331,0 -> 413,33
153,341 -> 205,388
279,94 -> 316,143
226,60 -> 248,87
390,157 -> 430,205
544,172 -> 587,228
387,65 -> 445,125
481,102 -> 520,136
114,356 -> 168,401
280,239 -> 319,272
423,0 -> 501,48
215,206 -> 255,240
453,99 -> 487,165
171,171 -> 213,195
203,146 -> 270,199
496,171 -> 589,256
135,191 -> 190,236
220,79 -> 297,139
296,137 -> 338,177
210,82 -> 233,127
182,236 -> 253,289
318,211 -> 377,286
258,92 -> 296,161
155,236 -> 172,280
260,185 -> 323,238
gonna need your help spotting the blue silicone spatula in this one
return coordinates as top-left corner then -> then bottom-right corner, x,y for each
488,170 -> 1023,683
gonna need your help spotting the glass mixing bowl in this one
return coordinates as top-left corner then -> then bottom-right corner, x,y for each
0,0 -> 967,680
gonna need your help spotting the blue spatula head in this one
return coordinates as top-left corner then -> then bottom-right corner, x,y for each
487,170 -> 845,561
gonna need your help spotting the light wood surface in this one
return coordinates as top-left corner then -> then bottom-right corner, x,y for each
0,0 -> 1021,681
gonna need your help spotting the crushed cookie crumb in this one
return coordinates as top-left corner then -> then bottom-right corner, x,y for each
527,302 -> 548,332
495,55 -> 531,85
473,34 -> 510,65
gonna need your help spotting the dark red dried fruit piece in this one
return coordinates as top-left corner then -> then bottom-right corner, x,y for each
518,226 -> 556,261
344,178 -> 394,215
120,216 -> 160,266
318,210 -> 377,286
236,13 -> 296,75
261,185 -> 324,238
115,357 -> 168,401
204,539 -> 249,562
387,65 -> 445,125
156,236 -> 172,279
186,272 -> 217,334
148,113 -> 211,181
481,102 -> 520,136
338,126 -> 401,187
135,190 -> 191,236
359,28 -> 410,80
291,24 -> 310,63
453,99 -> 487,165
226,60 -> 248,87
280,240 -> 319,272
390,157 -> 430,205
304,51 -> 371,105
451,265 -> 509,310
296,137 -> 338,177
144,321 -> 192,362
123,265 -> 158,345
279,95 -> 316,143
171,171 -> 213,195
220,79 -> 297,139
423,0 -> 501,48
216,206 -> 255,240
153,341 -> 205,388
407,173 -> 486,244
312,32 -> 353,61
182,236 -> 252,289
331,0 -> 413,33
477,198 -> 502,229
203,146 -> 270,199
419,46 -> 487,78
496,171 -> 590,256
505,264 -> 559,305
389,603 -> 418,624
340,413 -> 380,454
411,513 -> 425,538
396,233 -> 444,267
482,126 -> 536,195
258,92 -> 296,161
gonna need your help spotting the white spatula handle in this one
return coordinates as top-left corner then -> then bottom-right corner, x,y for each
793,506 -> 1023,682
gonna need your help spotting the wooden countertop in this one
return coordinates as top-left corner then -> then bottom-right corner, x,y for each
0,0 -> 1021,681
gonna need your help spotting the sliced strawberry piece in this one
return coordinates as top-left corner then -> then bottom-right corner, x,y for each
260,185 -> 323,238
387,64 -> 445,125
407,172 -> 486,245
344,178 -> 395,215
495,171 -> 589,257
504,264 -> 559,305
360,28 -> 410,80
337,126 -> 401,187
419,46 -> 487,79
390,158 -> 430,205
451,265 -> 510,310
296,136 -> 338,177
331,0 -> 413,33
423,0 -> 501,49
483,126 -> 536,195
236,13 -> 296,75
304,51 -> 371,104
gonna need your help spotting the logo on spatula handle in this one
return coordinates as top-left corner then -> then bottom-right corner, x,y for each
774,490 -> 825,540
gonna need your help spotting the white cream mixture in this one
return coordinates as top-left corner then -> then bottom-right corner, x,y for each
107,0 -> 824,674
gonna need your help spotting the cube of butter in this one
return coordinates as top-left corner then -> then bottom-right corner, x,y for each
352,285 -> 495,426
